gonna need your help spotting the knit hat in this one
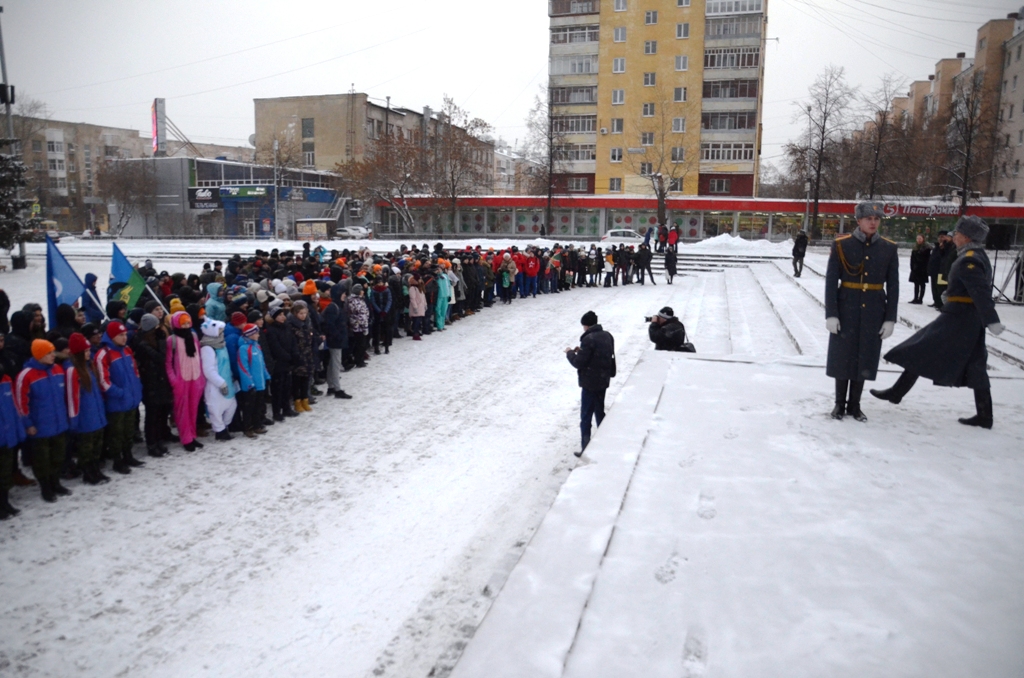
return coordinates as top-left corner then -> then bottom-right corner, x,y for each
169,298 -> 185,313
256,289 -> 270,303
952,215 -> 989,243
170,311 -> 192,330
351,284 -> 363,295
139,314 -> 160,332
581,311 -> 598,327
230,311 -> 246,327
302,280 -> 317,295
292,300 -> 308,312
656,306 -> 675,320
31,339 -> 56,361
242,323 -> 259,338
855,201 -> 885,220
68,333 -> 90,355
247,309 -> 263,323
270,307 -> 287,320
106,321 -> 128,338
80,323 -> 100,340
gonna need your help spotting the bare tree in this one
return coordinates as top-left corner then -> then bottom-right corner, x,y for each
254,131 -> 303,169
790,66 -> 857,234
624,83 -> 700,226
941,68 -> 1005,213
859,73 -> 906,199
424,95 -> 493,231
521,86 -> 574,233
336,136 -> 424,232
97,159 -> 156,237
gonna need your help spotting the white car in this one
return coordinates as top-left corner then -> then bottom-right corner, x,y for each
600,229 -> 645,244
335,226 -> 372,239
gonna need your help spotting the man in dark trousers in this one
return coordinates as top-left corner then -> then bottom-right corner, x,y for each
824,201 -> 900,422
565,311 -> 616,457
871,216 -> 1004,428
792,230 -> 809,277
928,231 -> 954,308
648,307 -> 688,351
634,245 -> 657,285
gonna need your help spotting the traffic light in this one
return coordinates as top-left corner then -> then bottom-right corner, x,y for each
0,85 -> 14,105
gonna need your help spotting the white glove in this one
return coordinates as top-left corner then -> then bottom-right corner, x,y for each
826,317 -> 841,334
989,322 -> 1005,336
941,291 -> 948,304
219,383 -> 229,396
880,321 -> 895,340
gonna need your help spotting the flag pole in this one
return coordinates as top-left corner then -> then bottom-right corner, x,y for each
85,287 -> 109,322
143,283 -> 169,314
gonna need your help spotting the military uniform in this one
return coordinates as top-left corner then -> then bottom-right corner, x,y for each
824,224 -> 899,419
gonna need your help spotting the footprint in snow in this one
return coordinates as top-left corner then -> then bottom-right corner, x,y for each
682,625 -> 708,677
654,552 -> 681,584
697,492 -> 716,520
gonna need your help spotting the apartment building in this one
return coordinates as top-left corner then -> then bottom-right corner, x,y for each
994,14 -> 1024,201
548,0 -> 767,197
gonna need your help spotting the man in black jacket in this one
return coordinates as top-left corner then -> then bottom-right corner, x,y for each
648,307 -> 688,351
565,311 -> 616,457
792,230 -> 809,277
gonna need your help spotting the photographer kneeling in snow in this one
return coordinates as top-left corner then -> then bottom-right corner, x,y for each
647,307 -> 691,352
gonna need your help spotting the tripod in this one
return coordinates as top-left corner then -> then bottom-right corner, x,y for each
992,248 -> 1024,304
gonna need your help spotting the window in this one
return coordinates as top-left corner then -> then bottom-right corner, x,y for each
552,115 -> 598,133
301,118 -> 314,138
705,0 -> 763,13
704,47 -> 760,69
1018,45 -> 1022,61
644,72 -> 656,86
49,177 -> 57,189
669,178 -> 683,191
678,0 -> 691,5
701,111 -> 757,129
612,89 -> 625,104
671,147 -> 686,162
1015,75 -> 1019,91
673,117 -> 687,132
609,177 -> 623,192
700,142 -> 755,160
614,0 -> 626,10
31,140 -> 42,152
67,143 -> 74,153
641,132 -> 655,145
611,147 -> 623,162
302,141 -> 315,167
640,162 -> 653,175
568,177 -> 589,192
703,79 -> 759,98
48,158 -> 65,171
33,161 -> 42,171
980,38 -> 986,50
67,162 -> 76,173
676,23 -> 690,38
57,177 -> 67,189
642,103 -> 655,116
551,55 -> 599,74
551,86 -> 597,104
708,178 -> 731,193
47,141 -> 63,153
611,118 -> 624,133
551,25 -> 600,43
613,57 -> 626,73
613,26 -> 626,42
705,16 -> 761,37
675,55 -> 689,71
104,145 -> 119,157
644,40 -> 657,55
554,144 -> 597,160
1012,104 -> 1016,120
674,87 -> 687,102
645,10 -> 658,24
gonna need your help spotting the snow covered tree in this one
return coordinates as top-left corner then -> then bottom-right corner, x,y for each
97,159 -> 156,238
0,137 -> 40,251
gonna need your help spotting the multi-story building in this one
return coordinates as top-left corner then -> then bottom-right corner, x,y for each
548,0 -> 767,197
994,14 -> 1024,201
493,143 -> 544,195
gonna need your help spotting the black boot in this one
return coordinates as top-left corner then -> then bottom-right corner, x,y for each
958,389 -> 994,429
51,476 -> 72,496
831,379 -> 848,420
0,488 -> 18,518
215,429 -> 233,441
112,454 -> 132,474
40,477 -> 57,502
334,390 -> 353,399
125,449 -> 145,468
846,380 -> 868,422
870,372 -> 919,405
93,461 -> 111,484
147,444 -> 166,458
157,441 -> 170,455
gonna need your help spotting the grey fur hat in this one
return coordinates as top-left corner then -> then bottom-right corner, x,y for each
855,201 -> 885,219
952,215 -> 989,243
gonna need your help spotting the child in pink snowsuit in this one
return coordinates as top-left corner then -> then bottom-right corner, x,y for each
165,311 -> 205,451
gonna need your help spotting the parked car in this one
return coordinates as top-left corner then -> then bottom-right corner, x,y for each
335,226 -> 373,239
600,229 -> 644,244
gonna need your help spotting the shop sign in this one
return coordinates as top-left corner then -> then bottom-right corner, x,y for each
883,202 -> 960,218
219,186 -> 269,198
188,187 -> 222,209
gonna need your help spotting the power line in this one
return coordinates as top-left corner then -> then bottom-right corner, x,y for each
822,0 -> 978,48
840,0 -> 1001,24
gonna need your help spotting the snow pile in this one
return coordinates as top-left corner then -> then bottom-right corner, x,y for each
683,233 -> 794,255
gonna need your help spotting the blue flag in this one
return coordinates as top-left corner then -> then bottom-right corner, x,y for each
110,242 -> 135,284
46,236 -> 87,330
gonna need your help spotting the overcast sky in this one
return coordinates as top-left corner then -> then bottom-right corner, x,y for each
3,0 -> 1018,172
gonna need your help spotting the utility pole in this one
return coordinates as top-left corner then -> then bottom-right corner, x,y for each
0,6 -> 26,261
273,139 -> 279,240
803,104 -> 811,234
544,104 -> 553,237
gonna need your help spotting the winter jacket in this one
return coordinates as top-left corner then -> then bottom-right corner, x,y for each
237,335 -> 271,392
347,296 -> 370,334
369,284 -> 392,317
664,250 -> 678,275
408,285 -> 427,317
792,233 -> 809,259
200,343 -> 236,399
82,273 -> 105,324
14,359 -> 70,438
132,331 -> 175,405
649,317 -> 688,351
0,375 -> 26,449
525,256 -> 540,277
265,321 -> 299,372
322,302 -> 349,350
205,283 -> 227,322
94,336 -> 144,413
909,243 -> 932,284
287,314 -> 315,377
566,324 -> 617,391
225,324 -> 242,379
65,361 -> 108,434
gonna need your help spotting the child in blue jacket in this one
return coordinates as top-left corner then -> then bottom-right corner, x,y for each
0,360 -> 26,518
66,332 -> 110,486
15,339 -> 71,503
237,323 -> 270,438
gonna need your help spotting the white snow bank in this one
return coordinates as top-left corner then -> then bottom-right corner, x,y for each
683,233 -> 794,254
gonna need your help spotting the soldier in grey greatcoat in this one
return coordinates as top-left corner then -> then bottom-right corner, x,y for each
870,216 -> 1005,428
824,201 -> 900,421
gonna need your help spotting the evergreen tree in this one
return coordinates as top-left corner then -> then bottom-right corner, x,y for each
0,138 -> 38,250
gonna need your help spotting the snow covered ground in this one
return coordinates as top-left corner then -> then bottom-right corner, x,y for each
1,236 -> 1022,678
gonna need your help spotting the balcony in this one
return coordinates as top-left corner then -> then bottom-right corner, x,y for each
550,0 -> 599,17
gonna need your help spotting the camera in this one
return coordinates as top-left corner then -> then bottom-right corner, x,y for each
644,316 -> 653,322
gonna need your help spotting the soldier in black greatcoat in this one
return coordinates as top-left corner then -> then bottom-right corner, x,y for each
824,201 -> 900,422
870,216 -> 1005,429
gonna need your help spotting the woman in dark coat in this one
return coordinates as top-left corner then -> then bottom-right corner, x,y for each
131,314 -> 174,456
264,307 -> 299,420
287,301 -> 316,411
908,235 -> 932,304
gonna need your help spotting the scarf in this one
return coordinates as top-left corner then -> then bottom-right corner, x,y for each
171,330 -> 201,381
173,327 -> 197,357
200,332 -> 226,350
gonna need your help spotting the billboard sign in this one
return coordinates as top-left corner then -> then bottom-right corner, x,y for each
220,186 -> 269,198
188,187 -> 222,209
152,98 -> 167,156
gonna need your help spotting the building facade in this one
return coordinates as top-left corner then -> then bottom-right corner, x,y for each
994,14 -> 1024,202
548,0 -> 766,198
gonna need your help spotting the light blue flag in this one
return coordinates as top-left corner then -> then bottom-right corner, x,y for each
110,242 -> 147,309
46,236 -> 86,330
